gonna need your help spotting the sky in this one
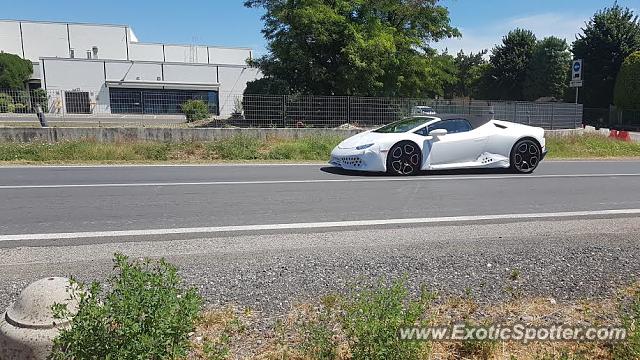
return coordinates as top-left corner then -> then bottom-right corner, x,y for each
1,0 -> 638,57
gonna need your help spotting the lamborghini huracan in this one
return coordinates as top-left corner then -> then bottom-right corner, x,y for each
329,115 -> 547,175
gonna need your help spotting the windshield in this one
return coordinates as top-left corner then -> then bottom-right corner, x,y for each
374,117 -> 431,133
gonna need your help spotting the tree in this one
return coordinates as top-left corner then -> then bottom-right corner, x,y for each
614,51 -> 640,109
0,52 -> 32,90
482,29 -> 537,100
444,50 -> 488,98
572,4 -> 640,108
523,36 -> 571,100
244,0 -> 460,97
243,77 -> 291,95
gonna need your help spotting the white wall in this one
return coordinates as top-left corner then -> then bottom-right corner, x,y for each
105,62 -> 163,82
164,44 -> 209,64
0,21 -> 23,57
217,66 -> 262,116
41,58 -> 262,115
209,47 -> 251,65
68,24 -> 128,60
129,43 -> 164,62
22,22 -> 69,61
41,59 -> 108,114
163,64 -> 217,83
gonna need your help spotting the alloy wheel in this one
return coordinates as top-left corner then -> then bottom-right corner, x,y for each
389,142 -> 421,175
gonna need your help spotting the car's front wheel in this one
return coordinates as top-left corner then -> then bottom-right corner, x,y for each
386,141 -> 422,176
510,138 -> 541,173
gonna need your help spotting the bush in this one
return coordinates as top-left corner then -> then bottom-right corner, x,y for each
50,253 -> 202,359
0,52 -> 33,90
614,51 -> 640,110
340,281 -> 433,360
181,99 -> 210,122
0,93 -> 15,113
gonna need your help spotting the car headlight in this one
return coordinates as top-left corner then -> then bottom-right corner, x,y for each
356,143 -> 375,150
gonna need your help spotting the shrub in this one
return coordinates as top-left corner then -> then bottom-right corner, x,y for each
50,253 -> 202,359
614,51 -> 640,110
0,52 -> 33,90
0,93 -> 15,113
181,99 -> 210,122
340,281 -> 433,360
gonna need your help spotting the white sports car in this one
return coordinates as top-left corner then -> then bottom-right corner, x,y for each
330,115 -> 547,175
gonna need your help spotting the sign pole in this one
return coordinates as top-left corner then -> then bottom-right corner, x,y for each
575,87 -> 578,104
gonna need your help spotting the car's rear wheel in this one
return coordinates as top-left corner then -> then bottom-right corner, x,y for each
510,138 -> 541,173
386,141 -> 422,176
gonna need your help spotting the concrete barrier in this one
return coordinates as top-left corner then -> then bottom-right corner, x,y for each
0,127 -> 594,144
0,278 -> 78,360
0,127 -> 363,143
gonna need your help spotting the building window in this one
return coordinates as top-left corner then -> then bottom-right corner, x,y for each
109,88 -> 219,115
65,91 -> 91,114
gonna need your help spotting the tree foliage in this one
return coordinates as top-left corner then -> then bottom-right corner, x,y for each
481,29 -> 537,100
614,51 -> 640,109
0,52 -> 32,90
523,36 -> 571,100
244,0 -> 460,97
444,50 -> 488,98
572,4 -> 640,108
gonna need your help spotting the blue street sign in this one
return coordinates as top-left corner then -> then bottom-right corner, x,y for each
573,62 -> 581,72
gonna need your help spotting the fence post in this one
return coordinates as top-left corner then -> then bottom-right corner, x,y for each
347,96 -> 351,124
281,95 -> 286,128
550,103 -> 554,130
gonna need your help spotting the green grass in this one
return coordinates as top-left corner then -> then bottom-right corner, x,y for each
0,135 -> 344,164
0,133 -> 638,164
546,134 -> 640,159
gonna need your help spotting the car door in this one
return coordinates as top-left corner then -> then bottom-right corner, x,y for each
426,119 -> 488,166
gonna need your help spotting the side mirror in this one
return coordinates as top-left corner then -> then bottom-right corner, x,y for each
429,129 -> 448,137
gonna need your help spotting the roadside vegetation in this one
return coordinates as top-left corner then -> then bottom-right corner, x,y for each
50,254 -> 640,360
0,133 -> 639,164
545,134 -> 640,159
0,135 -> 343,163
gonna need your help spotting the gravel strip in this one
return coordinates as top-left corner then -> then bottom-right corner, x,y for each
0,217 -> 638,313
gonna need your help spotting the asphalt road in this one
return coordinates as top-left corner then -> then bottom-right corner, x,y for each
0,161 -> 639,238
0,161 -> 639,311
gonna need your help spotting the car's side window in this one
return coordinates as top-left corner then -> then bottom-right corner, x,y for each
427,119 -> 473,134
414,127 -> 429,136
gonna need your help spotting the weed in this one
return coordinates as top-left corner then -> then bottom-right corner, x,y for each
340,280 -> 433,360
49,253 -> 202,359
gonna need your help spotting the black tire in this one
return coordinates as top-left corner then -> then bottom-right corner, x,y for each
510,138 -> 541,174
386,141 -> 422,176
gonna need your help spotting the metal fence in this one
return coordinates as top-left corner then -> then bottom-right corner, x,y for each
0,88 -> 583,129
583,107 -> 640,131
235,94 -> 583,129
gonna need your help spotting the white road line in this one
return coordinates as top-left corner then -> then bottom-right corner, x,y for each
0,159 -> 638,169
0,173 -> 639,189
1,209 -> 638,242
0,163 -> 325,169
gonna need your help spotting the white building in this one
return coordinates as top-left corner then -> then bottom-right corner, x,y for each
0,19 -> 262,116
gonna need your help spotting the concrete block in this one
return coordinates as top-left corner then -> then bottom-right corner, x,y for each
0,277 -> 78,360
